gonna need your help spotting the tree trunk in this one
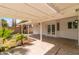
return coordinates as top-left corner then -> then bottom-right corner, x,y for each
2,28 -> 5,37
21,39 -> 23,45
3,39 -> 5,44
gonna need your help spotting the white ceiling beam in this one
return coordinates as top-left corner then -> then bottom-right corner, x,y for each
25,3 -> 53,18
0,4 -> 51,19
46,3 -> 60,13
0,4 -> 55,21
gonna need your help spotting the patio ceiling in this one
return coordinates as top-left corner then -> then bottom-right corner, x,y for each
48,3 -> 79,17
0,3 -> 79,23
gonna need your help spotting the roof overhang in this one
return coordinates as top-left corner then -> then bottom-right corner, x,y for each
0,3 -> 79,24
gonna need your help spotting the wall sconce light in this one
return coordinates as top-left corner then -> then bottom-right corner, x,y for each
75,20 -> 78,24
73,20 -> 78,29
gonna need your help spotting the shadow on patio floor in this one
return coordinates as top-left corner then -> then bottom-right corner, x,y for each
9,47 -> 29,55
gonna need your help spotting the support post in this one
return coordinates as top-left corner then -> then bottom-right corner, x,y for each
40,22 -> 42,41
78,14 -> 79,46
27,25 -> 29,38
78,20 -> 79,46
76,9 -> 79,46
21,24 -> 23,34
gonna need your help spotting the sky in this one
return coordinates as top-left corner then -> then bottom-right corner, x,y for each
0,17 -> 22,27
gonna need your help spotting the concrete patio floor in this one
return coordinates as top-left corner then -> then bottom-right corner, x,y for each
30,34 -> 79,55
0,34 -> 79,55
0,39 -> 54,55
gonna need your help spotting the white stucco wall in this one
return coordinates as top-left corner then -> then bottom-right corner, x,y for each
33,17 -> 78,40
33,24 -> 40,34
58,17 -> 78,40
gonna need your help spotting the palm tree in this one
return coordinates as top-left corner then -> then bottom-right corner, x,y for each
1,19 -> 8,37
1,19 -> 8,28
1,19 -> 8,44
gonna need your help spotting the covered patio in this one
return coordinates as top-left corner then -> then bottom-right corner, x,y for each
0,3 -> 79,55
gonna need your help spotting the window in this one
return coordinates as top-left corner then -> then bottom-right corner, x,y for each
48,25 -> 51,34
52,25 -> 55,34
57,22 -> 60,31
68,22 -> 72,29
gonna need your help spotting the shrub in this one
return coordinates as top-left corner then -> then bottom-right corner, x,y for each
0,29 -> 13,38
0,45 -> 5,52
3,29 -> 13,39
0,28 -> 13,44
0,28 -> 3,37
15,33 -> 25,45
